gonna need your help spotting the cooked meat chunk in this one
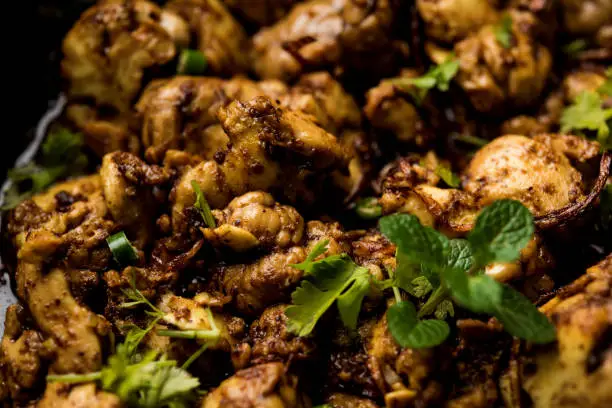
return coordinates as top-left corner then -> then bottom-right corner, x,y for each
523,255 -> 612,407
209,246 -> 307,315
202,362 -> 308,408
463,134 -> 599,217
38,383 -> 122,408
449,12 -> 552,113
203,192 -> 304,252
62,0 -> 181,112
245,305 -> 316,365
222,0 -> 299,27
416,0 -> 498,44
166,0 -> 250,75
561,0 -> 612,47
326,393 -> 381,408
100,152 -> 169,248
0,305 -> 43,402
251,0 -> 407,81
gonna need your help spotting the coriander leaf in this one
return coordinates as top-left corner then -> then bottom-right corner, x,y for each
140,365 -> 200,407
379,214 -> 449,271
436,59 -> 460,91
563,39 -> 588,57
434,300 -> 454,320
391,57 -> 459,103
468,200 -> 534,268
388,302 -> 449,348
561,91 -> 612,147
337,267 -> 371,330
492,284 -> 556,343
286,255 -> 369,336
41,127 -> 86,167
435,165 -> 461,188
494,15 -> 513,48
599,70 -> 612,97
191,181 -> 215,228
291,240 -> 329,273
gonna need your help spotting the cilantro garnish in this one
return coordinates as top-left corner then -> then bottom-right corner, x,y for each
562,39 -> 588,57
191,180 -> 216,228
494,15 -> 513,49
2,127 -> 88,210
285,241 -> 373,335
435,164 -> 461,188
560,91 -> 612,149
380,200 -> 556,347
391,57 -> 459,103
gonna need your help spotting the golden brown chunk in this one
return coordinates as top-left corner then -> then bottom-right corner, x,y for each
326,393 -> 381,408
251,0 -> 407,81
221,0 -> 299,26
463,134 -> 598,217
202,362 -> 308,408
203,192 -> 304,252
166,0 -> 250,75
38,383 -> 122,408
416,0 -> 498,43
62,0 -> 181,112
561,0 -> 612,48
523,255 -> 612,407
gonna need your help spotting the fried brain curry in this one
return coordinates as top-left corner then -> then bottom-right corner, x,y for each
1,0 -> 611,407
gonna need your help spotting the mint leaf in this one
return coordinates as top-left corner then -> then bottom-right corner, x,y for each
434,300 -> 454,320
410,276 -> 433,298
444,239 -> 473,274
393,250 -> 421,293
292,239 -> 330,273
468,200 -> 534,268
492,285 -> 556,343
463,274 -> 503,313
379,214 -> 449,271
387,302 -> 450,348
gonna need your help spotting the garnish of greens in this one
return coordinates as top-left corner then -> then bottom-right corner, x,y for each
285,240 -> 373,336
560,82 -> 612,149
177,49 -> 208,75
435,164 -> 461,188
562,39 -> 588,57
49,273 -> 220,407
191,181 -> 216,228
391,57 -> 459,103
107,231 -> 140,267
494,15 -> 513,49
355,197 -> 383,219
380,199 -> 556,348
2,127 -> 88,210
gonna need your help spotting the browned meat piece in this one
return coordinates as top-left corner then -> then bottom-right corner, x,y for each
463,134 -> 600,217
0,305 -> 43,402
523,255 -> 612,407
166,0 -> 250,75
209,246 -> 307,315
363,69 -> 433,146
202,362 -> 308,408
203,192 -> 304,252
38,383 -> 122,408
326,393 -> 381,408
222,0 -> 299,27
251,0 -> 408,81
416,0 -> 498,44
244,305 -> 317,366
170,96 -> 349,234
438,11 -> 552,113
62,0 -> 184,113
561,0 -> 612,48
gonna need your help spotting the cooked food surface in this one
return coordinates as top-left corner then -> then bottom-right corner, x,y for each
1,0 -> 612,407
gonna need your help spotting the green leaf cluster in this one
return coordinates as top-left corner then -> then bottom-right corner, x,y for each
560,91 -> 612,150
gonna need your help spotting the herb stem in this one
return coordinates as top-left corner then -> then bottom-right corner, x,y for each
454,134 -> 488,147
47,371 -> 102,383
385,264 -> 403,304
182,343 -> 210,370
417,286 -> 448,318
157,329 -> 220,341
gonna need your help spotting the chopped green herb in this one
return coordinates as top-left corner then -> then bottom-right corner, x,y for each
355,197 -> 383,219
107,232 -> 140,267
435,164 -> 461,188
561,91 -> 612,149
495,15 -> 513,48
387,301 -> 450,349
285,248 -> 372,335
291,239 -> 330,274
177,49 -> 207,75
191,180 -> 216,228
562,39 -> 588,57
379,200 -> 556,346
2,128 -> 87,210
391,57 -> 459,103
599,68 -> 612,97
453,133 -> 489,148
